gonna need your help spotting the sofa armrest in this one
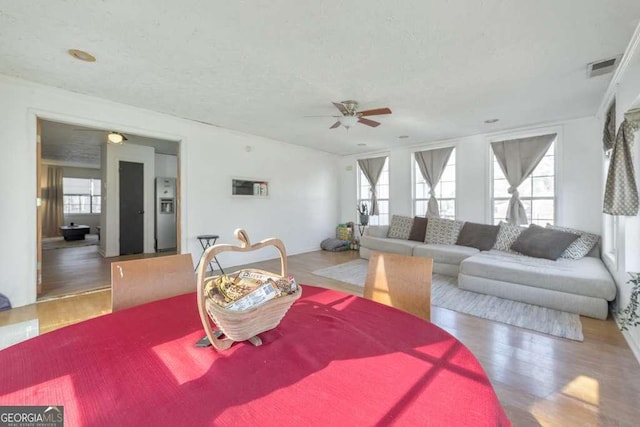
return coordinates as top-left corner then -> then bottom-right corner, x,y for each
364,225 -> 389,238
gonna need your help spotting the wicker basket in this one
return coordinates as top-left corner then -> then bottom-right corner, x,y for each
196,229 -> 302,351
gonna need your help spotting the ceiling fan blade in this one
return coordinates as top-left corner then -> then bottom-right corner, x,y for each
329,121 -> 341,129
332,102 -> 349,115
358,107 -> 392,117
358,117 -> 381,127
122,134 -> 128,141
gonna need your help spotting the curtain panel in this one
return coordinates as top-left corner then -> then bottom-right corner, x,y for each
357,156 -> 387,216
42,166 -> 64,237
490,133 -> 556,226
603,110 -> 640,216
414,147 -> 454,217
603,100 -> 616,155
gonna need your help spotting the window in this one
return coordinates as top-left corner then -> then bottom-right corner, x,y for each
413,148 -> 456,220
492,141 -> 555,226
604,214 -> 618,263
63,178 -> 101,214
357,158 -> 389,225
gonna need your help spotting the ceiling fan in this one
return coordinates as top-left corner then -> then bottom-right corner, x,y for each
73,129 -> 128,144
327,100 -> 392,130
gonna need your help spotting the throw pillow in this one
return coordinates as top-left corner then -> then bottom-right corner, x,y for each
493,221 -> 526,253
408,217 -> 428,242
510,224 -> 580,260
546,224 -> 600,259
387,215 -> 414,239
424,217 -> 465,245
456,222 -> 500,251
320,238 -> 350,252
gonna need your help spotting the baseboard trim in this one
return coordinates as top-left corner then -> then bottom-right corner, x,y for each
612,311 -> 640,364
289,246 -> 323,256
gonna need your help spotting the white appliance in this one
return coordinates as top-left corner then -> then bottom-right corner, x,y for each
155,177 -> 177,251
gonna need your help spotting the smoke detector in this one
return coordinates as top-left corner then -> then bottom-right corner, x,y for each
587,55 -> 622,78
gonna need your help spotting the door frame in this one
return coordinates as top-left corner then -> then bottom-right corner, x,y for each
107,149 -> 154,256
33,111 -> 184,298
36,119 -> 43,296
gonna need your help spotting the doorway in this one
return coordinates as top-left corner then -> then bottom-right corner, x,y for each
37,118 -> 181,301
119,161 -> 144,255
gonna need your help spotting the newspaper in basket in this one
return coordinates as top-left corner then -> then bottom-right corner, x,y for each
196,229 -> 302,351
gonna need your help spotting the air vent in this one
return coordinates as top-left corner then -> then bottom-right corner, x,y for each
587,55 -> 622,78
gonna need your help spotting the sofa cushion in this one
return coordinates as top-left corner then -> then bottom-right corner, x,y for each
546,224 -> 600,260
359,235 -> 422,256
456,222 -> 500,251
425,217 -> 464,245
459,250 -> 616,300
510,224 -> 579,260
387,215 -> 414,239
413,244 -> 479,265
408,217 -> 428,242
363,225 -> 389,238
492,222 -> 525,253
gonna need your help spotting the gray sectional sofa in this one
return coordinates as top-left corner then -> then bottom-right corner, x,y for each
359,219 -> 616,320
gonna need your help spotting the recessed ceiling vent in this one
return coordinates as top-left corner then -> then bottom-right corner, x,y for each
587,55 -> 622,78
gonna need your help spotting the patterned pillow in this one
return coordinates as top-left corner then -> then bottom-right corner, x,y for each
546,224 -> 600,259
493,221 -> 526,253
424,217 -> 465,245
387,215 -> 414,239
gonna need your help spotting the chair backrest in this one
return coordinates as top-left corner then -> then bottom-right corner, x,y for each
111,254 -> 196,312
364,252 -> 433,321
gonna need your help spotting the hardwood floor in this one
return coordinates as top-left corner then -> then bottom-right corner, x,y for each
40,245 -> 176,300
2,249 -> 639,426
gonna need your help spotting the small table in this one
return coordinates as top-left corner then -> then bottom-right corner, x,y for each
59,225 -> 90,241
195,234 -> 225,274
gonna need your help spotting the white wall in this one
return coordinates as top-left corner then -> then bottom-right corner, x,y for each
339,117 -> 603,234
600,31 -> 640,360
0,75 -> 339,308
155,154 -> 177,178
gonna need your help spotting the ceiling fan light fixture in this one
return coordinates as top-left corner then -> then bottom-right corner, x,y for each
107,132 -> 125,144
338,116 -> 359,129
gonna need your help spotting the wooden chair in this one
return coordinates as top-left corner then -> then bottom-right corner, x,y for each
111,254 -> 196,312
364,252 -> 433,321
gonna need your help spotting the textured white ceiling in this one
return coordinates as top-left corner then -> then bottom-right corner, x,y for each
2,1 -> 640,155
41,120 -> 178,168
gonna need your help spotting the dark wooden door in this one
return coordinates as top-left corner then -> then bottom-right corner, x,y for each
119,161 -> 144,255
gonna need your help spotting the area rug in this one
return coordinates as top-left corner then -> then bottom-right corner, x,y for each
312,259 -> 584,341
42,234 -> 99,250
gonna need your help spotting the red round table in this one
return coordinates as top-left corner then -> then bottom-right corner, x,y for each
0,285 -> 510,426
